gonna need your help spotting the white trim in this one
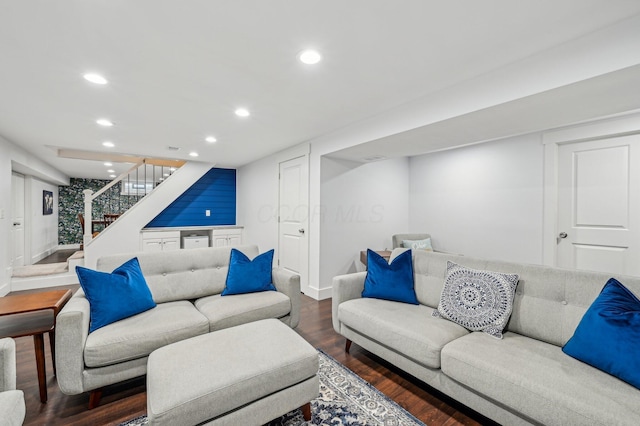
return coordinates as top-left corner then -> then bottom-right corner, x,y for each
304,284 -> 332,301
542,112 -> 640,266
543,112 -> 640,145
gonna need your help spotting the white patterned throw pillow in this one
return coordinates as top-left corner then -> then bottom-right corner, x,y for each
432,261 -> 519,339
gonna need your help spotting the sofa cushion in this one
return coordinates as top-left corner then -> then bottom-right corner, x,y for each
433,261 -> 519,339
84,301 -> 209,368
563,278 -> 640,390
222,249 -> 276,296
441,332 -> 640,426
76,257 -> 156,333
97,246 -> 260,304
362,249 -> 418,305
339,298 -> 468,369
195,291 -> 291,331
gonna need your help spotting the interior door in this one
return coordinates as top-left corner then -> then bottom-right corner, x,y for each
278,156 -> 309,293
11,172 -> 25,268
557,135 -> 640,275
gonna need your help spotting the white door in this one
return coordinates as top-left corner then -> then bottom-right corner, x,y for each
557,135 -> 640,275
278,156 -> 309,293
11,172 -> 25,268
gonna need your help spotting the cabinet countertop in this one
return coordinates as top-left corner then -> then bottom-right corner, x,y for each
141,225 -> 243,233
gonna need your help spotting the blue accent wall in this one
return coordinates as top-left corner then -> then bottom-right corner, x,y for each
146,167 -> 236,227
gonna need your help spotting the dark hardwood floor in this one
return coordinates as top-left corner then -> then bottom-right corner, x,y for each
35,249 -> 78,265
12,286 -> 493,426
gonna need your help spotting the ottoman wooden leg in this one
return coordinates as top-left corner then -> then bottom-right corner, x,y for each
345,339 -> 352,353
301,402 -> 311,421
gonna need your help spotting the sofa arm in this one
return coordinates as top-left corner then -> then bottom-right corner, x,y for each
272,267 -> 301,328
0,338 -> 16,392
331,272 -> 366,334
55,291 -> 91,395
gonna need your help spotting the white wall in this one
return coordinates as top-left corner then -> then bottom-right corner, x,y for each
28,177 -> 60,263
0,134 -> 68,295
319,157 -> 410,293
408,134 -> 544,263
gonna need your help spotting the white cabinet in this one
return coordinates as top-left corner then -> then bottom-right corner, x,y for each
141,231 -> 180,252
212,229 -> 242,247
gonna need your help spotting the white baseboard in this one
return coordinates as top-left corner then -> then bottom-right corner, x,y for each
304,285 -> 332,301
59,244 -> 82,250
0,281 -> 9,296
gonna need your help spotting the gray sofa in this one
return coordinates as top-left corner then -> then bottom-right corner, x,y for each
332,249 -> 640,426
0,338 -> 25,425
56,245 -> 300,407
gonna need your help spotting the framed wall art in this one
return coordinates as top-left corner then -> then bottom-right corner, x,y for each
43,190 -> 53,215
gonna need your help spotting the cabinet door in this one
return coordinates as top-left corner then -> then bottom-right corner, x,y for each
213,235 -> 229,247
228,234 -> 242,247
142,238 -> 164,252
162,238 -> 180,251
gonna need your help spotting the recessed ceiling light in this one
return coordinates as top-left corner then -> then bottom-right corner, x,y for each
83,73 -> 108,85
189,152 -> 199,157
96,118 -> 114,127
107,169 -> 115,173
235,108 -> 250,117
163,173 -> 169,177
104,162 -> 112,167
102,141 -> 115,148
299,49 -> 322,65
169,167 -> 176,172
205,136 -> 217,143
109,174 -> 116,178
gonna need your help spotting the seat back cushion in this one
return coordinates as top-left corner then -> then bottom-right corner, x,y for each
97,245 -> 259,303
403,249 -> 640,347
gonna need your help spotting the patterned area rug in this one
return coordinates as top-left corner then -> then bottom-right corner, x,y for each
120,350 -> 424,426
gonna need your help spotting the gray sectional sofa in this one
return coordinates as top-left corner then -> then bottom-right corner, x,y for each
332,249 -> 640,426
56,245 -> 300,407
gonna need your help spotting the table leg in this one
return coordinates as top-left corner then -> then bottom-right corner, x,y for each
49,330 -> 57,376
33,333 -> 48,403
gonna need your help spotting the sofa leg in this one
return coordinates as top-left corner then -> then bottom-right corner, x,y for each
88,389 -> 103,410
345,339 -> 352,353
301,402 -> 311,421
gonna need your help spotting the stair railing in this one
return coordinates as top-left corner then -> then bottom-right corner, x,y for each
83,159 -> 184,246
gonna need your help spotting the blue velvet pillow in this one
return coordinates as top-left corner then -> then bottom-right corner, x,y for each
562,278 -> 640,389
75,257 -> 156,333
222,249 -> 276,296
362,249 -> 418,305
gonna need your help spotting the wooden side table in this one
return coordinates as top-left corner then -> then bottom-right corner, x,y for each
359,250 -> 392,268
0,289 -> 73,403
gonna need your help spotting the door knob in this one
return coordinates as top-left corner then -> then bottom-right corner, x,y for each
558,232 -> 568,239
298,228 -> 305,234
13,222 -> 20,226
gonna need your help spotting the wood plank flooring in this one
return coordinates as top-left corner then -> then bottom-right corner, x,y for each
12,287 -> 494,426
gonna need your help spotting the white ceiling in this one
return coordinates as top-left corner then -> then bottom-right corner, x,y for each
1,1 -> 640,179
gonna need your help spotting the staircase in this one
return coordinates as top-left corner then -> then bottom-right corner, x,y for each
83,161 -> 213,269
10,251 -> 85,291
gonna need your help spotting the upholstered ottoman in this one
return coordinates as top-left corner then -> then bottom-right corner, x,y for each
146,318 -> 318,426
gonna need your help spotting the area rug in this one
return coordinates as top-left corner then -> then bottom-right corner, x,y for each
119,349 -> 425,426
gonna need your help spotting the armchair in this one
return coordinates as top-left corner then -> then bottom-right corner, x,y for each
0,338 -> 26,425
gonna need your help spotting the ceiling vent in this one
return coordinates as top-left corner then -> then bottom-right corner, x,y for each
168,146 -> 181,151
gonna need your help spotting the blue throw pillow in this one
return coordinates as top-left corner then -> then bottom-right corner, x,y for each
222,249 -> 276,296
362,249 -> 418,304
562,278 -> 640,389
76,257 -> 156,333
